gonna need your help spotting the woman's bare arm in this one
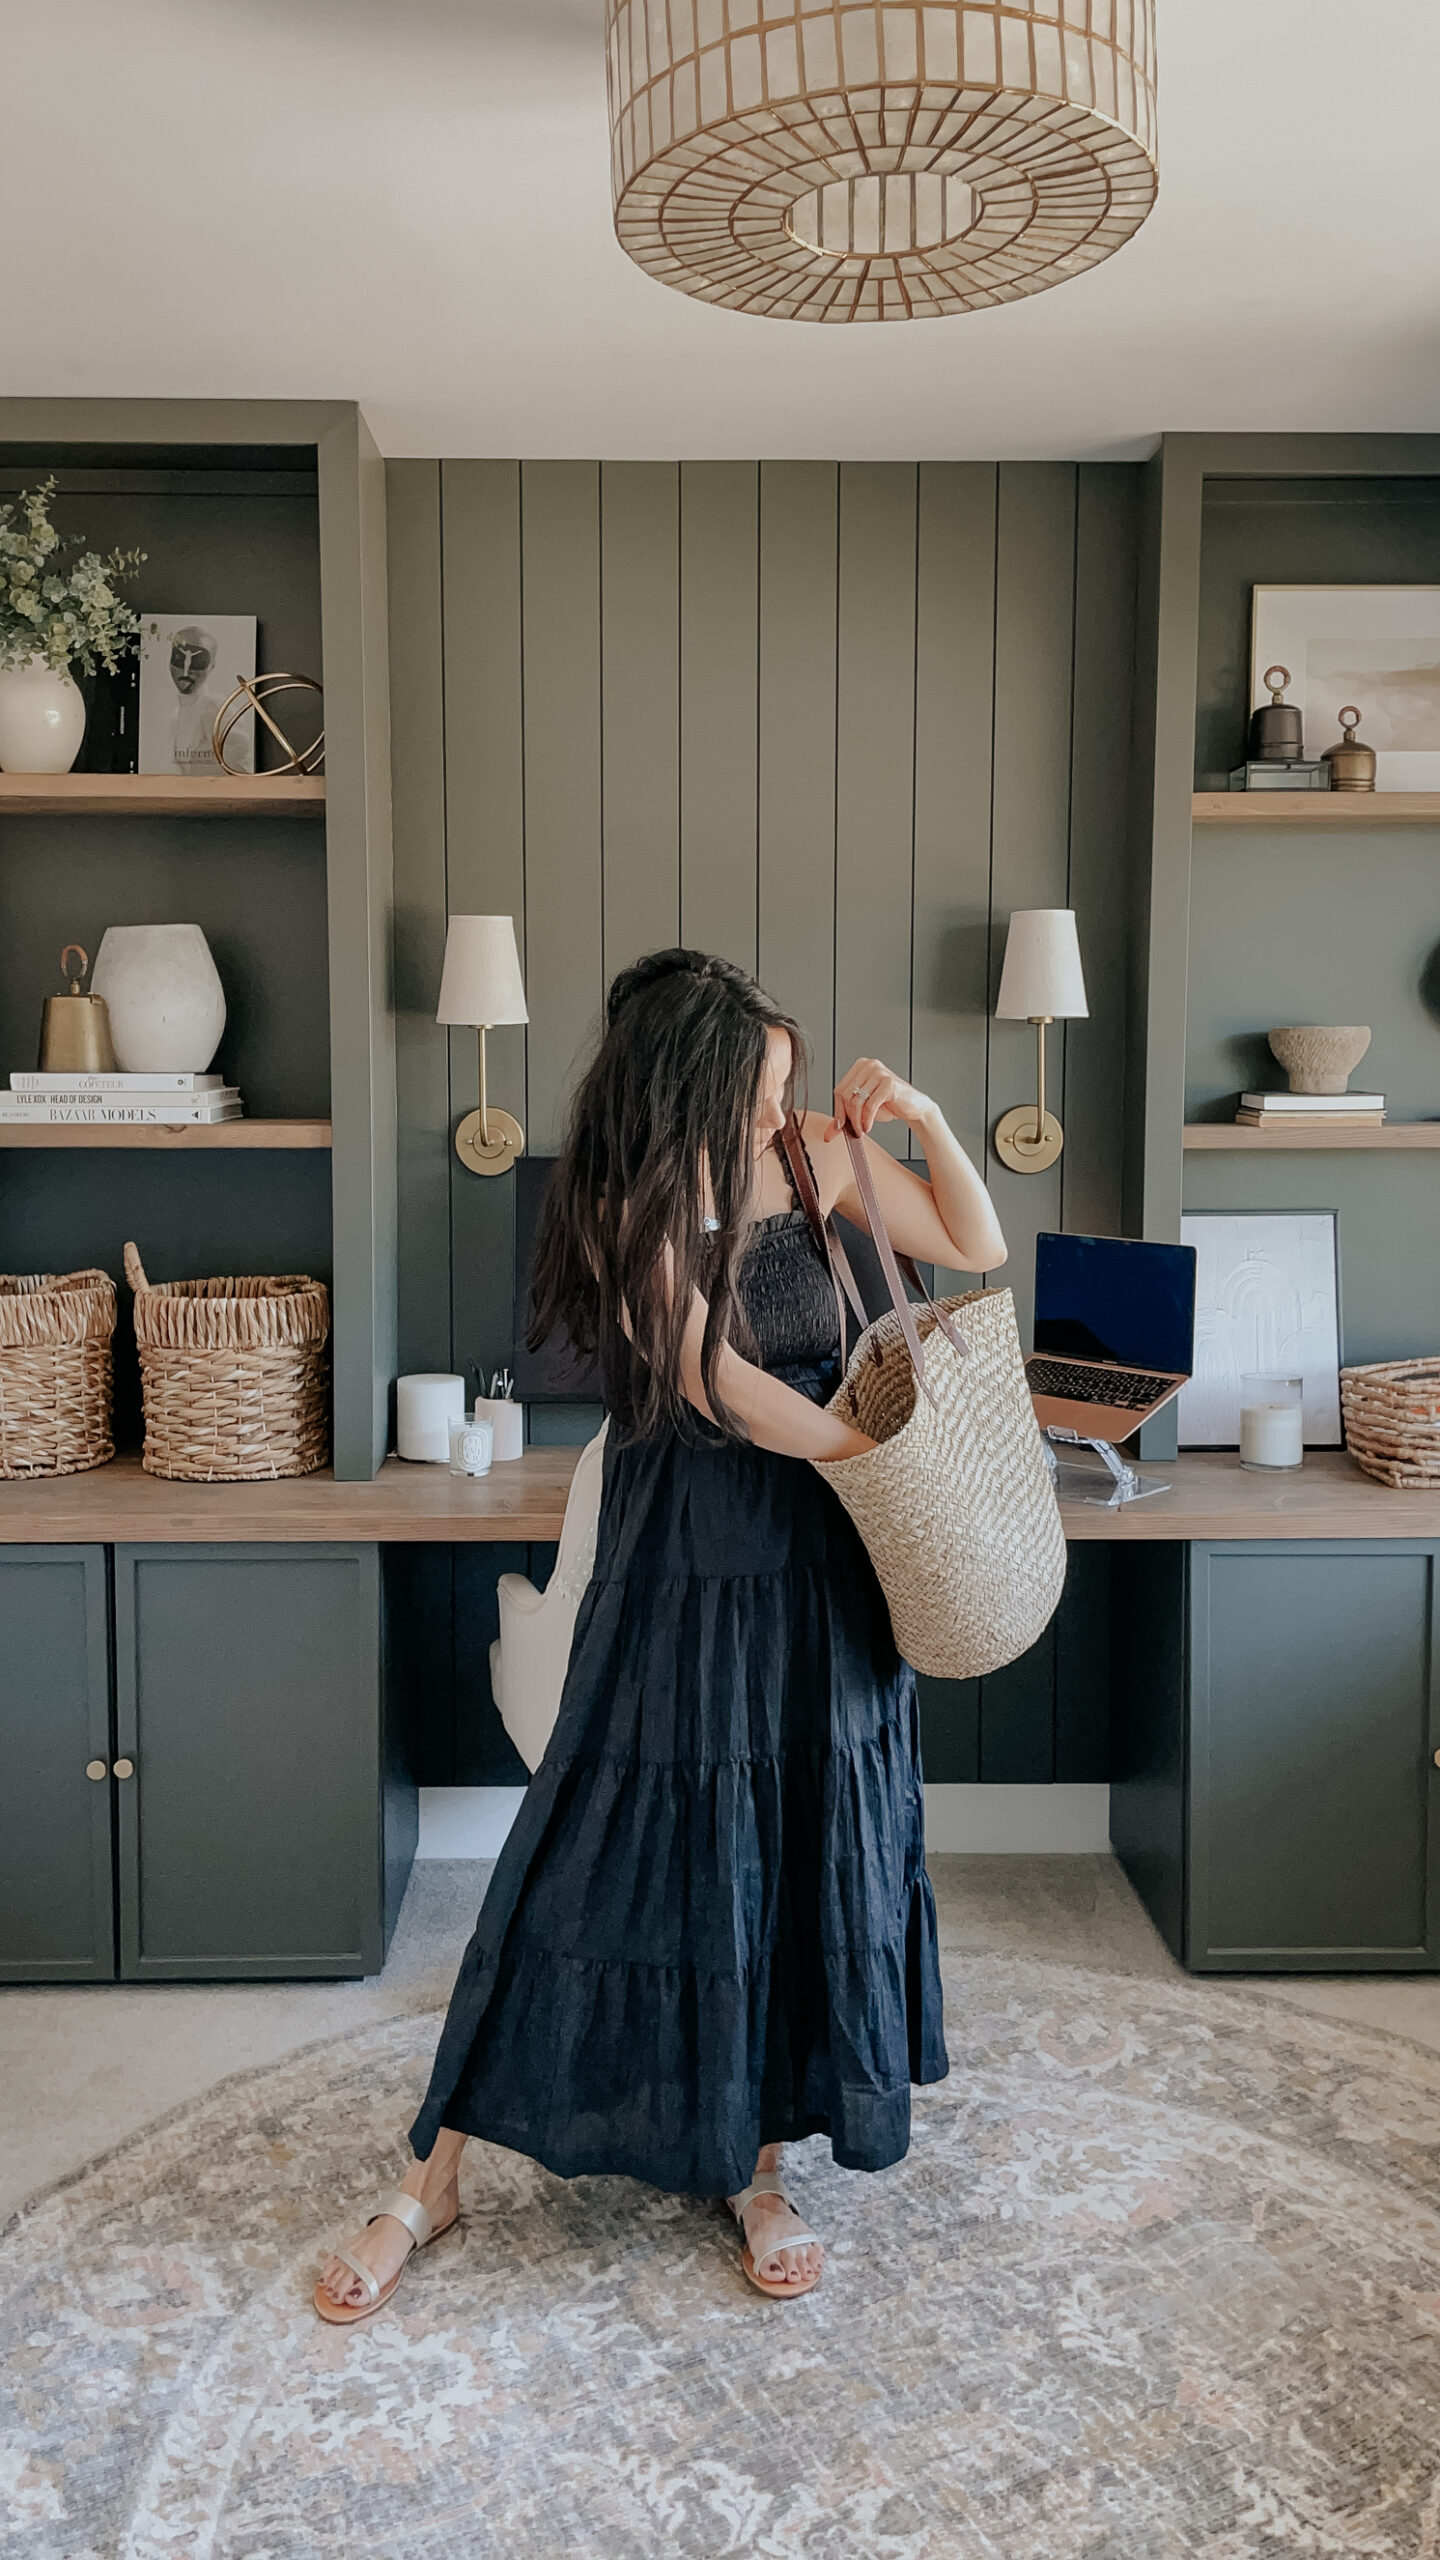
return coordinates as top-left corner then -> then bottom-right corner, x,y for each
811,1065 -> 1007,1274
677,1285 -> 875,1459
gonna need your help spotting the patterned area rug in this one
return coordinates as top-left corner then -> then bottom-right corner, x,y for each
6,1954 -> 1440,2559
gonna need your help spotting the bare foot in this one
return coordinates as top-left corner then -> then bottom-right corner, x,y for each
728,2143 -> 824,2291
317,2146 -> 462,2314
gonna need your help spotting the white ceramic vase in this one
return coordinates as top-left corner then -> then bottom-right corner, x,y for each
91,925 -> 226,1073
0,657 -> 86,773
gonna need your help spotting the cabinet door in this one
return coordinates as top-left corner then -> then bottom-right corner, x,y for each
1189,1541 -> 1440,1971
0,1546 -> 114,1982
114,1544 -> 383,1980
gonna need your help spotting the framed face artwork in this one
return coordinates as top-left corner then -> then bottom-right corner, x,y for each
1176,1210 -> 1342,1448
138,613 -> 256,777
1251,587 -> 1440,788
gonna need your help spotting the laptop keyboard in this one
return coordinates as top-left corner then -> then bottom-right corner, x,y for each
1025,1357 -> 1169,1411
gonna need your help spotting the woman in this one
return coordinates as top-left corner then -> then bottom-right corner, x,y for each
317,949 -> 1006,2319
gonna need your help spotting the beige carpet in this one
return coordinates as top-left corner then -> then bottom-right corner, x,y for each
7,1904 -> 1440,2556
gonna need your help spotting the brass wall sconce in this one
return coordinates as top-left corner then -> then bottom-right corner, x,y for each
992,908 -> 1088,1175
436,915 -> 528,1176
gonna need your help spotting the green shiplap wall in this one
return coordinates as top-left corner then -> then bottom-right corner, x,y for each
387,458 -> 1140,1784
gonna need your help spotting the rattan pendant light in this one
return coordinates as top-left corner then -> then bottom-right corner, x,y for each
605,3 -> 1157,321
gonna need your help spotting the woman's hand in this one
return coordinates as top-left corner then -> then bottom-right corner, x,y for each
825,1058 -> 932,1145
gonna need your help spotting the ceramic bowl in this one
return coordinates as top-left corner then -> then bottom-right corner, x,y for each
1267,1025 -> 1372,1096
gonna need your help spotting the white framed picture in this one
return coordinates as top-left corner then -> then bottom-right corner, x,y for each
1177,1210 -> 1342,1448
1251,586 -> 1440,789
138,614 -> 256,777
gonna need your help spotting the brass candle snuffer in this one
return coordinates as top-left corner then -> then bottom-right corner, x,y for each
38,945 -> 117,1074
1321,705 -> 1377,792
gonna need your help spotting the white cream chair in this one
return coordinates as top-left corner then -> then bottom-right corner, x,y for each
489,1421 -> 608,1774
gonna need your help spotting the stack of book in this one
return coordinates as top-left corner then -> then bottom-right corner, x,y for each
0,1072 -> 242,1125
1235,1090 -> 1384,1129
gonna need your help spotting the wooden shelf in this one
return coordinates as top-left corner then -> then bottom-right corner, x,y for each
0,772 -> 325,818
0,1447 -> 1436,1548
0,1118 -> 331,1150
1184,1122 -> 1440,1150
1193,790 -> 1440,826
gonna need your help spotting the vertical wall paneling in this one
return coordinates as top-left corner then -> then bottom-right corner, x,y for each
679,464 -> 760,969
987,463 -> 1078,1337
386,462 -> 452,1376
385,458 -> 1144,1785
441,463 -> 527,1391
834,465 -> 919,1149
521,463 -> 605,1152
601,464 -> 680,978
912,462 -> 997,1267
1061,464 -> 1140,1243
757,462 -> 839,1081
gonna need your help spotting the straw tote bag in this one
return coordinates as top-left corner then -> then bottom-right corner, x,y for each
780,1117 -> 1066,1680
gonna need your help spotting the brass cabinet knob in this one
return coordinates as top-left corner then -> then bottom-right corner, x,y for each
85,1758 -> 108,1781
1434,1749 -> 1440,1770
113,1757 -> 135,1781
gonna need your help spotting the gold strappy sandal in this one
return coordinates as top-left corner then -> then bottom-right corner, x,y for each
727,2172 -> 823,2300
313,2187 -> 458,2327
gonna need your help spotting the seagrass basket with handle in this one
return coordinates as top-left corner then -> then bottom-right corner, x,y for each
1341,1355 -> 1440,1488
782,1121 -> 1066,1680
124,1242 -> 330,1481
0,1269 -> 116,1479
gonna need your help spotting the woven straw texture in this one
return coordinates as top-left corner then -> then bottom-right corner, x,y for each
1341,1356 -> 1440,1488
125,1242 -> 329,1482
813,1283 -> 1066,1679
0,1269 -> 116,1479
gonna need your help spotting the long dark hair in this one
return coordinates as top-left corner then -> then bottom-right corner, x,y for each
527,949 -> 805,1444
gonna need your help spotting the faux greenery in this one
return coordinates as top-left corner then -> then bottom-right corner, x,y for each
0,478 -> 144,676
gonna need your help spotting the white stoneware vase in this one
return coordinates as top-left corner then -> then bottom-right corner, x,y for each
0,657 -> 86,772
91,924 -> 226,1073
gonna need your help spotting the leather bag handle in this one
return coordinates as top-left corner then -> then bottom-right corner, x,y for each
778,1114 -> 969,1411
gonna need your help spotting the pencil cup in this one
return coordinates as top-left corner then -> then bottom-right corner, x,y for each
475,1395 -> 524,1461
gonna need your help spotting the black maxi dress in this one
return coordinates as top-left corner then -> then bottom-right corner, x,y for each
409,1145 -> 949,2196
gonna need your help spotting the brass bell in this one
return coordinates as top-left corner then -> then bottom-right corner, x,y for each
1248,664 -> 1304,762
37,944 -> 118,1073
1321,705 -> 1377,793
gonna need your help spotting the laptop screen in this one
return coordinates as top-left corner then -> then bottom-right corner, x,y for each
1033,1233 -> 1196,1377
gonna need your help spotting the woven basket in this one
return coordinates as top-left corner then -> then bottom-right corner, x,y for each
0,1270 -> 116,1479
124,1242 -> 330,1481
815,1285 -> 1068,1680
1341,1356 -> 1440,1488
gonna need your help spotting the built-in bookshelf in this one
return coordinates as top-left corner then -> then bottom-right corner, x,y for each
0,400 -> 393,1477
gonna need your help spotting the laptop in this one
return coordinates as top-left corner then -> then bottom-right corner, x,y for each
1025,1232 -> 1197,1440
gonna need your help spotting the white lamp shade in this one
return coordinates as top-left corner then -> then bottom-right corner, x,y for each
436,916 -> 529,1027
995,910 -> 1088,1022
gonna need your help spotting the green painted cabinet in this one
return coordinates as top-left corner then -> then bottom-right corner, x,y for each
0,1541 -> 416,1983
1112,1540 -> 1440,1972
0,1546 -> 114,1983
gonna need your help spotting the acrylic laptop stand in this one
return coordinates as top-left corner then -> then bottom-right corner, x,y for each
1041,1424 -> 1170,1508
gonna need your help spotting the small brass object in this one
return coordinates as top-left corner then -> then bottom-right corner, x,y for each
85,1759 -> 108,1781
113,1757 -> 135,1781
1321,705 -> 1377,793
37,944 -> 117,1073
1248,665 -> 1304,762
212,671 -> 324,777
1434,1749 -> 1440,1769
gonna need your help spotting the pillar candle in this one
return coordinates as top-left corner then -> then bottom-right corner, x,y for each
475,1395 -> 525,1462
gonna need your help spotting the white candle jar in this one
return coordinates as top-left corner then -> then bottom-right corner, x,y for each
448,1414 -> 494,1477
1238,1373 -> 1304,1472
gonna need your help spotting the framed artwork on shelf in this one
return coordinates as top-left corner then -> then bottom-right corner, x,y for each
1250,587 -> 1440,789
1177,1209 -> 1342,1447
138,614 -> 256,776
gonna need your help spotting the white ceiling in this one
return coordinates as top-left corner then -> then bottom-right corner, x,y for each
5,0 -> 1438,459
